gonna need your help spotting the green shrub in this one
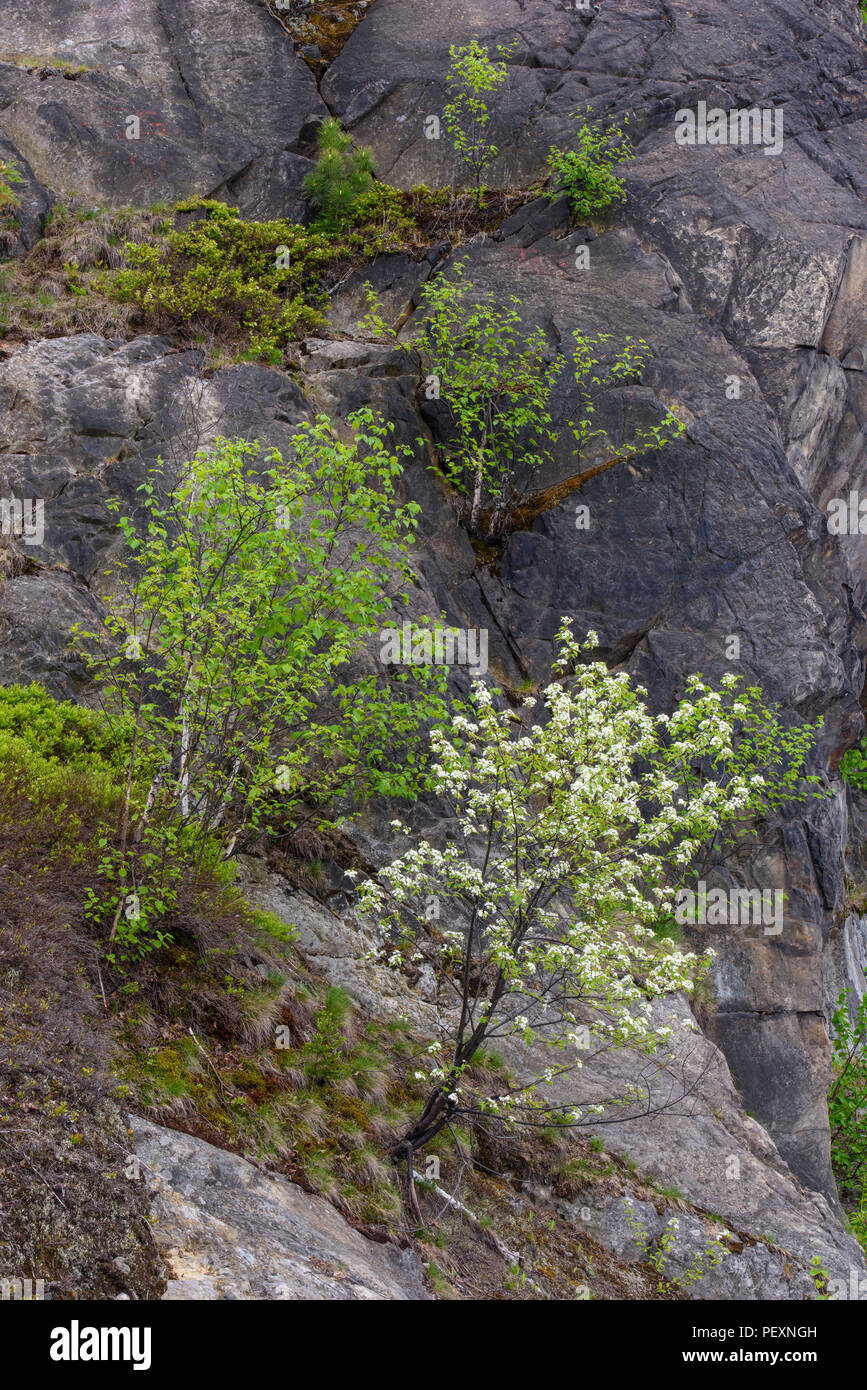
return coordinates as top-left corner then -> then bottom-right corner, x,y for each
0,156 -> 22,214
829,989 -> 867,1205
0,732 -> 123,834
6,185 -> 513,349
304,118 -> 374,229
106,199 -> 335,357
547,108 -> 633,220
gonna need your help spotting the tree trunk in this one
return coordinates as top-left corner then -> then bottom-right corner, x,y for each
469,457 -> 484,534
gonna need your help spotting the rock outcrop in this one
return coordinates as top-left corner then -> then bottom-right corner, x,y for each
130,1115 -> 429,1300
0,0 -> 324,217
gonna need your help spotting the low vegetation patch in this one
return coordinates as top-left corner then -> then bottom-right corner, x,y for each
106,200 -> 335,360
0,51 -> 90,76
368,261 -> 686,540
73,413 -> 447,961
0,187 -> 525,358
828,988 -> 867,1251
0,203 -> 163,343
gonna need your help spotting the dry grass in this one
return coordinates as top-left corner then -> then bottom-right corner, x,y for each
406,187 -> 531,248
0,52 -> 91,75
0,204 -> 166,344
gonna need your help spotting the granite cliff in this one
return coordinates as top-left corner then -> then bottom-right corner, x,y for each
1,0 -> 867,1300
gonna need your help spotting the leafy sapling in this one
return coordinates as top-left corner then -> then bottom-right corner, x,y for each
840,736 -> 867,792
365,264 -> 686,540
443,41 -> 510,203
547,107 -> 634,220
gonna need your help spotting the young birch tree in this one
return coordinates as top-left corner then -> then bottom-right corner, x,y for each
443,41 -> 509,203
78,409 -> 447,958
365,264 -> 686,541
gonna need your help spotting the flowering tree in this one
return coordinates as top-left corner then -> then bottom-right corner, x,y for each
353,620 -> 822,1210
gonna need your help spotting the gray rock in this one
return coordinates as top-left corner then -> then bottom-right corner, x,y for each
0,134 -> 51,255
495,194 -> 576,247
0,0 -> 324,207
326,251 -> 433,336
221,149 -> 316,224
130,1114 -> 429,1300
2,0 -> 867,1283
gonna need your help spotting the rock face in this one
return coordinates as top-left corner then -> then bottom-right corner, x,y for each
130,1116 -> 429,1300
0,335 -> 310,695
0,0 -> 324,214
3,0 -> 867,1295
